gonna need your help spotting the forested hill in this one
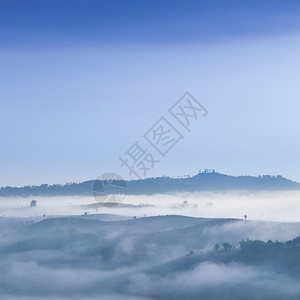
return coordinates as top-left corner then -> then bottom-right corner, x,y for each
1,171 -> 300,197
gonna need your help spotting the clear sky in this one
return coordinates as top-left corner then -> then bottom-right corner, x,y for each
1,0 -> 300,186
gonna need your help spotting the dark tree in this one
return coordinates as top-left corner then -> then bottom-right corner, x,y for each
30,200 -> 37,207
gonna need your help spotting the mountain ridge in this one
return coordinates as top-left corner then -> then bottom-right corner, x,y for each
1,171 -> 299,197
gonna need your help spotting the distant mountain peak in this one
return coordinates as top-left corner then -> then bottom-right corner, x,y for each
0,172 -> 299,197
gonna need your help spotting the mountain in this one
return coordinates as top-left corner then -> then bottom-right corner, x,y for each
1,171 -> 299,197
1,214 -> 300,299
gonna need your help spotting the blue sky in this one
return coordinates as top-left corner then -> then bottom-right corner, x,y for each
1,0 -> 300,186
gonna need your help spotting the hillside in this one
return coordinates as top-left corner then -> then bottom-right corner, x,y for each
1,171 -> 299,197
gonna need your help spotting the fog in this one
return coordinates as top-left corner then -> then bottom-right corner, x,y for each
2,190 -> 300,222
1,192 -> 300,299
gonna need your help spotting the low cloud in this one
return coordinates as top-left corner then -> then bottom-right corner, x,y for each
1,192 -> 300,298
